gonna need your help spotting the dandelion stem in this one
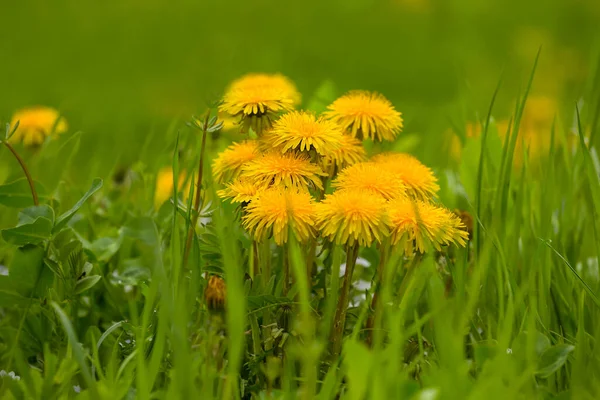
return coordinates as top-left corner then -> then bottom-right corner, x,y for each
331,243 -> 360,358
283,242 -> 290,296
1,140 -> 39,206
183,111 -> 211,267
366,240 -> 389,347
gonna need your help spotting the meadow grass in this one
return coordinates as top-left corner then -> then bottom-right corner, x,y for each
0,51 -> 600,400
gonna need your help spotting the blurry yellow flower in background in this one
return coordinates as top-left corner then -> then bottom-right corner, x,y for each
324,91 -> 403,141
242,188 -> 315,245
212,140 -> 259,184
205,275 -> 227,310
320,133 -> 367,175
371,152 -> 439,199
219,73 -> 301,134
217,179 -> 260,204
154,167 -> 190,208
241,151 -> 326,190
448,121 -> 482,163
333,162 -> 405,200
449,96 -> 558,167
316,189 -> 389,247
511,96 -> 557,163
9,106 -> 68,147
269,111 -> 344,156
387,197 -> 468,255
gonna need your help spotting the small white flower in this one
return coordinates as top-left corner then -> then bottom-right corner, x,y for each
506,348 -> 513,354
0,370 -> 7,377
74,385 -> 81,393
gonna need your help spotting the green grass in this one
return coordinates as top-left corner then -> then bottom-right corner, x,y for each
1,2 -> 600,398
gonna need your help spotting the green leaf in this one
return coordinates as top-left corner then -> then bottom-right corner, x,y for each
6,245 -> 46,296
74,275 -> 102,294
53,178 -> 103,233
0,276 -> 31,307
18,204 -> 55,225
50,302 -> 97,396
343,339 -> 373,400
1,216 -> 53,245
0,178 -> 48,208
121,217 -> 160,247
536,344 -> 575,378
85,235 -> 122,262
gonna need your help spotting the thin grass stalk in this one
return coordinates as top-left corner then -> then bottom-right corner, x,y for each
331,243 -> 360,358
366,240 -> 390,346
183,111 -> 211,267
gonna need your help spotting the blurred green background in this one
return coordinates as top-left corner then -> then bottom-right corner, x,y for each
1,0 -> 599,180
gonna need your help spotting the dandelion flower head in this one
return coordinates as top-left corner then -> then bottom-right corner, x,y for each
315,189 -> 389,247
387,197 -> 468,255
10,106 -> 68,147
217,179 -> 261,204
212,141 -> 259,184
269,111 -> 344,156
219,73 -> 301,133
333,162 -> 405,200
324,91 -> 402,141
371,152 -> 439,199
241,151 -> 326,190
242,188 -> 315,245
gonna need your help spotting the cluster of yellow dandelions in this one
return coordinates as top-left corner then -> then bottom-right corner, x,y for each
215,73 -> 468,255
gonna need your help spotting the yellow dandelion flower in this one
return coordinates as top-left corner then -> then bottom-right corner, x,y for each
387,197 -> 468,255
320,134 -> 367,173
205,275 -> 227,310
212,141 -> 259,184
219,73 -> 301,134
217,179 -> 260,204
315,189 -> 389,247
371,152 -> 439,199
269,111 -> 344,155
332,162 -> 405,200
241,151 -> 326,190
242,188 -> 315,245
155,167 -> 190,208
324,91 -> 403,141
9,106 -> 68,147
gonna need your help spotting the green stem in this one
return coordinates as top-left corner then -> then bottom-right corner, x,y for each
331,243 -> 360,358
367,240 -> 389,347
183,111 -> 211,267
283,243 -> 290,296
2,140 -> 38,205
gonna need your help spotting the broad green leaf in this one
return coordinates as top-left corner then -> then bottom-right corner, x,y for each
74,275 -> 102,294
85,235 -> 122,262
536,344 -> 575,378
343,339 -> 373,400
0,178 -> 48,208
18,204 -> 55,225
6,245 -> 45,296
1,216 -> 53,245
0,276 -> 31,307
53,178 -> 103,233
